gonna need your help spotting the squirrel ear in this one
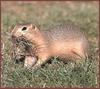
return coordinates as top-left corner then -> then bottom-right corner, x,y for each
28,24 -> 39,31
28,24 -> 35,29
32,24 -> 36,29
28,24 -> 33,29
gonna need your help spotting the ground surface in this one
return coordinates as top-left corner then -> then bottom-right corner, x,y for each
1,1 -> 99,88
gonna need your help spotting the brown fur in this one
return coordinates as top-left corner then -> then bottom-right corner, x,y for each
11,23 -> 89,69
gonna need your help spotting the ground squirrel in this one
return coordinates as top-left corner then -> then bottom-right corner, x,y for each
11,23 -> 89,69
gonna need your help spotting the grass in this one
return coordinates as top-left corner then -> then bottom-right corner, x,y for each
1,1 -> 99,88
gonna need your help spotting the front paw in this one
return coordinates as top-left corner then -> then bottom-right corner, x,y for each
32,59 -> 45,70
32,64 -> 41,70
24,56 -> 37,69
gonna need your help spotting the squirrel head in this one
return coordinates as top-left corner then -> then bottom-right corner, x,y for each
11,24 -> 40,39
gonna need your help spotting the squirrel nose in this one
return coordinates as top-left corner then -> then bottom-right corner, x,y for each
11,35 -> 16,38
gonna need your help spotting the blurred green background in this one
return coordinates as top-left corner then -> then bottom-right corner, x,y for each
1,1 -> 99,88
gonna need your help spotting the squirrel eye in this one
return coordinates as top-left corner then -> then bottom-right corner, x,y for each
22,27 -> 27,31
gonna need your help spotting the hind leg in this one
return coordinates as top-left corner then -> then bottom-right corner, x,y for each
70,51 -> 85,65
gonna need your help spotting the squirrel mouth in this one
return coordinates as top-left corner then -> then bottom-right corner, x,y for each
11,35 -> 25,43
